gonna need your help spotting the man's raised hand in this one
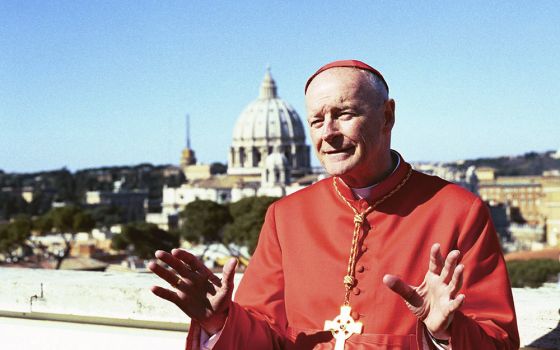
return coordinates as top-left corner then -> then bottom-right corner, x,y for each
148,249 -> 238,335
382,243 -> 465,340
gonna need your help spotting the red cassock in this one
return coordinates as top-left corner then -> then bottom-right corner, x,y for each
187,156 -> 519,349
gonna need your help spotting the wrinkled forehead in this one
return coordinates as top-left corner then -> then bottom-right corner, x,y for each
305,68 -> 374,104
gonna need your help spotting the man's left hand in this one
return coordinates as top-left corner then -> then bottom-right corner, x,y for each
382,243 -> 465,340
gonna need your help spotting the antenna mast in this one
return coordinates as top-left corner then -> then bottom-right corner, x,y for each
186,114 -> 191,149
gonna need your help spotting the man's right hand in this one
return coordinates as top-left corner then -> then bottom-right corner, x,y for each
148,249 -> 238,335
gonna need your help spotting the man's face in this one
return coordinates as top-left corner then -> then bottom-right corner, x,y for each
305,68 -> 395,186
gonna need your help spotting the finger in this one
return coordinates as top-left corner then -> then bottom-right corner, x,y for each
221,258 -> 238,291
440,250 -> 460,283
150,285 -> 182,305
382,274 -> 422,307
148,259 -> 191,289
447,264 -> 464,296
172,248 -> 221,285
428,243 -> 444,274
449,294 -> 465,313
155,250 -> 205,284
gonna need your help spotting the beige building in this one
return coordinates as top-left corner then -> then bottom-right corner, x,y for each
478,172 -> 560,247
540,176 -> 560,246
182,164 -> 212,181
474,166 -> 497,182
478,176 -> 543,225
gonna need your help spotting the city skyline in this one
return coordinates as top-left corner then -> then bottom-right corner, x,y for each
2,1 -> 559,173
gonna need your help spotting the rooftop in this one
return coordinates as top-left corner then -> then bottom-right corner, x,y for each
505,248 -> 560,261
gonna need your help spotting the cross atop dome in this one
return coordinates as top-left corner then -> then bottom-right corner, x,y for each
259,67 -> 278,99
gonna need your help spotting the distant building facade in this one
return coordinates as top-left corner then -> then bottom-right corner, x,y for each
85,179 -> 148,223
477,167 -> 560,247
478,175 -> 543,225
412,162 -> 560,249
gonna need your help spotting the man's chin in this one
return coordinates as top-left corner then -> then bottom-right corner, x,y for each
322,161 -> 355,177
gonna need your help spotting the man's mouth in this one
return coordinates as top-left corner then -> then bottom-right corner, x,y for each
323,146 -> 355,155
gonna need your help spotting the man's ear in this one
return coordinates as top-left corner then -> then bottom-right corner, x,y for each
383,99 -> 396,132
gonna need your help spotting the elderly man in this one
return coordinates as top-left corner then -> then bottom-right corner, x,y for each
149,60 -> 519,349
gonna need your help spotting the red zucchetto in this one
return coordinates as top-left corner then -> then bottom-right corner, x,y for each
304,59 -> 389,94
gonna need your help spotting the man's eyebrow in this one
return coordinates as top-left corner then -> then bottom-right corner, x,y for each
308,105 -> 343,118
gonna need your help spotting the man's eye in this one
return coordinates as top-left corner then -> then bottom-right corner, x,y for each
310,120 -> 323,128
339,112 -> 354,120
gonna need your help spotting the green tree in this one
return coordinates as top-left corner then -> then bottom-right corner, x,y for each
88,205 -> 123,228
0,192 -> 28,220
210,162 -> 227,175
224,196 -> 278,255
180,200 -> 232,244
0,215 -> 32,260
51,168 -> 76,202
111,222 -> 179,259
506,259 -> 560,288
27,191 -> 54,216
37,206 -> 96,269
33,213 -> 53,233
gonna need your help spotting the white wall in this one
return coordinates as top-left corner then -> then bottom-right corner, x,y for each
0,267 -> 557,349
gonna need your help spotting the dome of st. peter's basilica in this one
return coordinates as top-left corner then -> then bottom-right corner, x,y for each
228,69 -> 310,179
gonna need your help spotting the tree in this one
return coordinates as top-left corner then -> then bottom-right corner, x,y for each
507,259 -> 560,288
88,205 -> 123,228
224,196 -> 278,255
0,192 -> 28,220
36,205 -> 96,269
111,222 -> 179,259
0,215 -> 32,260
33,213 -> 53,233
27,191 -> 54,216
51,168 -> 76,202
180,200 -> 232,244
210,162 -> 227,175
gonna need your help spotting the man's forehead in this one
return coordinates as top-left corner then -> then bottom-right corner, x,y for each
304,80 -> 367,119
304,59 -> 388,93
305,69 -> 367,100
308,67 -> 359,85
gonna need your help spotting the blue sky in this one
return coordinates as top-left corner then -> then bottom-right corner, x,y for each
1,1 -> 559,173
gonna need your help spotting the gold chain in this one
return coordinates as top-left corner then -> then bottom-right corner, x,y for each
332,167 -> 413,306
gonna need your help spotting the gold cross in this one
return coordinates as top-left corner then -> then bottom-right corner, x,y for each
324,305 -> 363,350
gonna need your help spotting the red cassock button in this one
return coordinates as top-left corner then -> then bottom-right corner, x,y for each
353,288 -> 361,295
357,265 -> 365,273
351,311 -> 360,320
362,245 -> 368,253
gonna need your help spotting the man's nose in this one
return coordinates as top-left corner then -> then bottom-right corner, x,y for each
321,119 -> 340,142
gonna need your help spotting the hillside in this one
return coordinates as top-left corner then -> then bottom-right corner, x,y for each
451,151 -> 560,176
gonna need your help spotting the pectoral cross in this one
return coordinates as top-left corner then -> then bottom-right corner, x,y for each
324,305 -> 363,350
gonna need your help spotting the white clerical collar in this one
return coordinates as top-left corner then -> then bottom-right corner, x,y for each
351,151 -> 401,200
